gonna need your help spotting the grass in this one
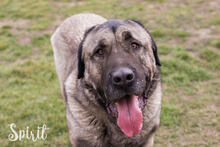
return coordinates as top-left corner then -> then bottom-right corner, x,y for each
160,105 -> 182,128
0,0 -> 219,146
151,29 -> 167,38
214,38 -> 220,49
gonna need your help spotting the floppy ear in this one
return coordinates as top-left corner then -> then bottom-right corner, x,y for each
130,20 -> 161,66
77,26 -> 97,79
150,35 -> 161,66
77,41 -> 85,79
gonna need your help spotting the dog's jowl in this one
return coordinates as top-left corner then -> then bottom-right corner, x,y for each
51,13 -> 162,147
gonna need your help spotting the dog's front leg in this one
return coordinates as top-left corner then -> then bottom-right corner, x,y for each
144,135 -> 154,147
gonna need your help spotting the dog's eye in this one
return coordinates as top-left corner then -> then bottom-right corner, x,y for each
131,42 -> 140,49
95,49 -> 104,56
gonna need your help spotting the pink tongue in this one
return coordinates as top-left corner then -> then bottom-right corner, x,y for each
115,95 -> 143,137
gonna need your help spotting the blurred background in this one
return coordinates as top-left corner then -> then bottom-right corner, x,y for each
0,0 -> 219,146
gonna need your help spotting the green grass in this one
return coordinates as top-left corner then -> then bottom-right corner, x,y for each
160,105 -> 182,128
209,14 -> 220,25
0,0 -> 219,146
171,30 -> 191,38
151,29 -> 167,38
214,38 -> 220,49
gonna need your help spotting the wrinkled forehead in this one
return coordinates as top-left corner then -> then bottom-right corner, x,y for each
116,20 -> 152,44
83,20 -> 152,53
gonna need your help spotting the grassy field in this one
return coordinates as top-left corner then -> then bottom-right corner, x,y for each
0,0 -> 219,146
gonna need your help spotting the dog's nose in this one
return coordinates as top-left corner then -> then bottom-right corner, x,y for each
111,67 -> 135,87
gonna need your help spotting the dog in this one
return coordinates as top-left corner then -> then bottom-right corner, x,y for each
51,13 -> 162,147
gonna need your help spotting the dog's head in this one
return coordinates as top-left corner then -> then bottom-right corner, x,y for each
77,20 -> 161,137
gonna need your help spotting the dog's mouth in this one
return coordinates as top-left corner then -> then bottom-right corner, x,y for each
107,94 -> 147,137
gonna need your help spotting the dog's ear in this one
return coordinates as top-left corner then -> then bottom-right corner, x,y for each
150,35 -> 161,66
77,26 -> 97,79
77,41 -> 85,79
130,20 -> 161,66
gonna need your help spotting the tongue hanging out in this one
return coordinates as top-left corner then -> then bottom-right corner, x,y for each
115,95 -> 143,137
